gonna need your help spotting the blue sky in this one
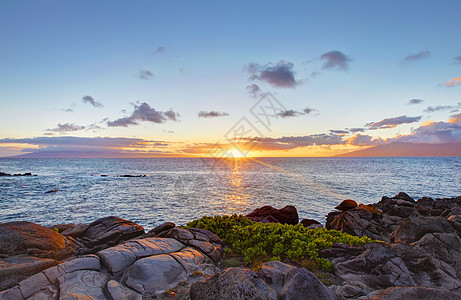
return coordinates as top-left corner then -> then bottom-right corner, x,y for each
0,0 -> 460,157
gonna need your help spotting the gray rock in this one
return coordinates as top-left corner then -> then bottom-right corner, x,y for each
18,272 -> 51,298
58,270 -> 110,300
147,222 -> 175,236
106,279 -> 142,300
61,224 -> 89,238
0,286 -> 24,300
170,247 -> 219,276
391,216 -> 456,243
0,256 -> 58,291
27,285 -> 58,300
190,267 -> 277,300
260,261 -> 295,297
98,237 -> 184,274
79,216 -> 145,253
370,286 -> 460,300
282,267 -> 336,300
123,254 -> 187,294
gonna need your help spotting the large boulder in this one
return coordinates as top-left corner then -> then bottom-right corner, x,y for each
0,221 -> 77,259
282,267 -> 336,300
390,216 -> 457,243
370,286 -> 460,300
78,216 -> 145,253
190,267 -> 277,300
246,205 -> 299,225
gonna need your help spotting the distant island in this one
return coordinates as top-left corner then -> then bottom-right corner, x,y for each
335,142 -> 461,157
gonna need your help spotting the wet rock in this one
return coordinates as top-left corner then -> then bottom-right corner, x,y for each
0,256 -> 59,291
79,216 -> 145,253
0,221 -> 77,260
335,199 -> 357,211
246,205 -> 299,225
190,267 -> 277,300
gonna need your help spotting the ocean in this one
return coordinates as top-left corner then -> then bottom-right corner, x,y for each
0,157 -> 460,229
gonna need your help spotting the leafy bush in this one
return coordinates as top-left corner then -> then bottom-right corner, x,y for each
186,215 -> 375,271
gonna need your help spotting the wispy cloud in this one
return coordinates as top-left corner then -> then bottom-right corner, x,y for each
46,123 -> 86,133
247,83 -> 263,98
198,111 -> 229,118
61,108 -> 74,113
401,50 -> 430,64
452,55 -> 461,64
320,50 -> 352,71
137,70 -> 154,80
107,102 -> 179,127
247,61 -> 298,88
408,99 -> 424,105
444,76 -> 461,87
277,107 -> 316,118
82,96 -> 103,108
347,128 -> 365,133
366,115 -> 422,130
330,130 -> 349,134
424,102 -> 461,113
346,134 -> 384,146
153,46 -> 165,55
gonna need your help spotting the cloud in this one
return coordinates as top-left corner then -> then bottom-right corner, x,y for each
444,76 -> 461,87
153,46 -> 165,54
276,107 -> 316,118
390,118 -> 461,143
346,134 -> 384,146
61,108 -> 74,112
82,96 -> 103,108
107,102 -> 179,127
366,115 -> 422,130
452,55 -> 461,64
137,70 -> 154,80
402,50 -> 430,64
320,50 -> 352,71
347,128 -> 365,133
330,130 -> 349,134
247,61 -> 298,88
46,123 -> 86,132
408,99 -> 424,105
198,111 -> 229,118
246,134 -> 345,151
449,113 -> 461,123
424,103 -> 461,113
247,84 -> 263,98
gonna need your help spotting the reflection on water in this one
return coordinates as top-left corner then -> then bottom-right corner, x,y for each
222,158 -> 250,206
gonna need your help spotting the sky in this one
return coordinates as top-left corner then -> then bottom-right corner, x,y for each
0,0 -> 460,157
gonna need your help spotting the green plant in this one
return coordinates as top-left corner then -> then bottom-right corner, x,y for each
186,215 -> 376,271
52,227 -> 59,233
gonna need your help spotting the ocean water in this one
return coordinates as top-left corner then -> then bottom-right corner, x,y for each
0,157 -> 460,229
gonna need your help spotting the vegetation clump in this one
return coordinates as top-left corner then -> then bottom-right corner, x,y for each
186,214 -> 375,271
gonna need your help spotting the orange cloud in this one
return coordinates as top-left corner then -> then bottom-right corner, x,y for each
444,75 -> 461,87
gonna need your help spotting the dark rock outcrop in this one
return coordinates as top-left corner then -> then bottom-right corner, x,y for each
78,216 -> 145,253
335,199 -> 357,211
246,205 -> 299,225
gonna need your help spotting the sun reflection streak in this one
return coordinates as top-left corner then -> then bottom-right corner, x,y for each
222,158 -> 250,205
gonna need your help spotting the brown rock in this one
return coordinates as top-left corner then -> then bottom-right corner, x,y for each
335,199 -> 358,211
246,205 -> 299,225
0,221 -> 77,259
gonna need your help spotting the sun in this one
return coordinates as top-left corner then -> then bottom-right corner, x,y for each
227,149 -> 246,158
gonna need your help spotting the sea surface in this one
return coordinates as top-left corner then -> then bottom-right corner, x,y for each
1,157 -> 460,229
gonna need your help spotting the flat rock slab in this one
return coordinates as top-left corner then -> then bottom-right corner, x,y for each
58,270 -> 110,300
98,237 -> 184,274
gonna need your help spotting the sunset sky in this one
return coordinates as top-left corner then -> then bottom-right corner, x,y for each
1,0 -> 460,157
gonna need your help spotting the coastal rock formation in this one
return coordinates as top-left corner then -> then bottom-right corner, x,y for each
246,205 -> 299,225
0,221 -> 77,259
190,262 -> 336,300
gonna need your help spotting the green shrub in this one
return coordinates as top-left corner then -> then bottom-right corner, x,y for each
186,214 -> 375,271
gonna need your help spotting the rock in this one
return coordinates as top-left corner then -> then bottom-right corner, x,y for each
282,267 -> 336,300
0,221 -> 76,259
300,219 -> 323,228
0,256 -> 59,291
0,286 -> 24,300
123,254 -> 187,294
335,199 -> 357,211
393,192 -> 415,203
58,270 -> 110,299
106,279 -> 142,300
97,237 -> 184,274
18,271 -> 51,298
261,261 -> 295,298
246,205 -> 299,225
45,189 -> 59,193
390,216 -> 456,243
147,222 -> 175,236
60,223 -> 89,238
78,216 -> 145,253
190,267 -> 277,300
371,286 -> 460,300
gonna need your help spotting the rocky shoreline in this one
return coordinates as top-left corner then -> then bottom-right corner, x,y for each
1,192 -> 461,299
